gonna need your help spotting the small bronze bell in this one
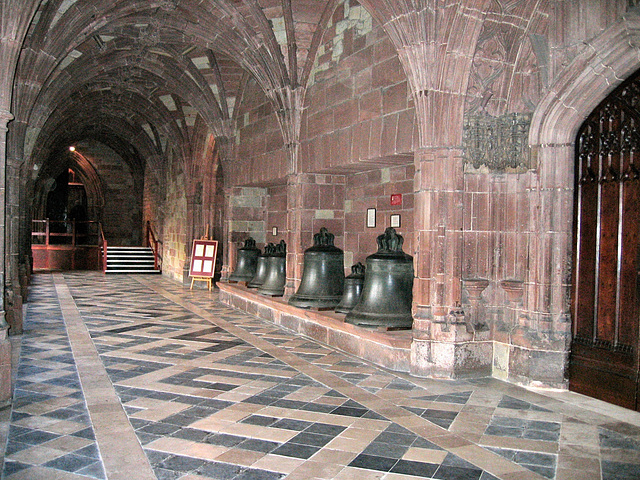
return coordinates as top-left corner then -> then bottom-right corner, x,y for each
289,228 -> 345,309
247,249 -> 269,288
228,237 -> 260,283
258,240 -> 287,296
335,262 -> 365,314
345,228 -> 413,329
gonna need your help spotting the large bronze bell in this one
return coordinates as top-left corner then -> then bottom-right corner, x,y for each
247,249 -> 269,288
228,237 -> 260,283
345,228 -> 414,329
289,228 -> 345,309
257,240 -> 287,296
335,262 -> 365,314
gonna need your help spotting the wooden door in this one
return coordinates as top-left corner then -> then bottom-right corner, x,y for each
570,71 -> 640,411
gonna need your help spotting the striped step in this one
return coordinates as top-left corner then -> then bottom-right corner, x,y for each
105,246 -> 161,274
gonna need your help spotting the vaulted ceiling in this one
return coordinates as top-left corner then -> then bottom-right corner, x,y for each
12,0 -> 338,178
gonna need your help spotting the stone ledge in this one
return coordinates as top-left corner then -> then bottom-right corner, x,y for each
218,282 -> 412,372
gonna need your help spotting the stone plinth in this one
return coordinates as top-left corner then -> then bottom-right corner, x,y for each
218,282 -> 412,373
0,320 -> 11,407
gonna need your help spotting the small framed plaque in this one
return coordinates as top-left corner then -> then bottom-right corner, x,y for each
390,214 -> 401,228
367,208 -> 376,228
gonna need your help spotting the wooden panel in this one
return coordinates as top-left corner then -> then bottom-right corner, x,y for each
571,70 -> 640,411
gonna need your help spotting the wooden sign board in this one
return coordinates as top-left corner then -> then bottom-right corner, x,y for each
189,239 -> 218,290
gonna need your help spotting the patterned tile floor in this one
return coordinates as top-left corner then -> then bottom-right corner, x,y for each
1,272 -> 640,479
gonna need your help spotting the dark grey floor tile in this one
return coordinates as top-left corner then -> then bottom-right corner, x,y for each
75,442 -> 101,459
138,422 -> 181,436
14,429 -> 60,445
159,454 -> 206,472
2,460 -> 32,477
237,438 -> 281,453
206,432 -> 246,447
390,458 -> 439,477
241,415 -> 278,427
288,431 -> 333,447
75,460 -> 107,479
271,442 -> 320,459
153,467 -> 183,480
197,461 -> 244,479
601,460 -> 640,480
433,464 -> 483,480
145,449 -> 173,466
362,441 -> 410,459
514,450 -> 556,467
43,452 -> 98,473
348,453 -> 398,472
374,431 -> 416,446
304,422 -> 345,436
330,405 -> 367,417
271,418 -> 312,431
235,467 -> 286,480
171,427 -> 209,442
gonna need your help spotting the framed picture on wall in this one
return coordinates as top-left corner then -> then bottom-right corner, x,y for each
390,214 -> 401,228
367,208 -> 376,228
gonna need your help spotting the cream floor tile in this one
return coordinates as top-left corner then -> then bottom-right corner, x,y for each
6,445 -> 66,464
402,446 -> 447,464
214,448 -> 265,466
289,459 -> 345,479
251,453 -> 306,473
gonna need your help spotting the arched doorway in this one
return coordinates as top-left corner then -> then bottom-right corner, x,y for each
570,69 -> 640,410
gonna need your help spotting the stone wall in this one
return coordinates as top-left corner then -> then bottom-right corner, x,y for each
345,165 -> 414,268
76,140 -> 142,246
162,155 -> 188,282
299,2 -> 416,170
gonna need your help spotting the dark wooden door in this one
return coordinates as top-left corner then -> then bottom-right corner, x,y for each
570,71 -> 640,411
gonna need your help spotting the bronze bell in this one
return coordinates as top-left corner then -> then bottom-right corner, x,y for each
345,228 -> 414,329
289,228 -> 345,309
335,262 -> 365,314
257,240 -> 287,296
247,249 -> 269,288
228,237 -> 261,283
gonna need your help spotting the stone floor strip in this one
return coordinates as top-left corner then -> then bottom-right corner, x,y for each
53,273 -> 156,480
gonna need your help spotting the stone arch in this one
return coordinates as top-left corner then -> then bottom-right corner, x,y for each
31,149 -> 106,224
530,12 -> 640,147
515,11 -> 640,388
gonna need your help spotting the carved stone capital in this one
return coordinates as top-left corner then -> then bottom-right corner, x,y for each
0,109 -> 14,132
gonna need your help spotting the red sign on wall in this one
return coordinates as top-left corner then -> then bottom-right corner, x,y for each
390,194 -> 402,206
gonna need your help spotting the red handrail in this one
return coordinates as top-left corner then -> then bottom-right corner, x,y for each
146,221 -> 162,271
99,223 -> 107,273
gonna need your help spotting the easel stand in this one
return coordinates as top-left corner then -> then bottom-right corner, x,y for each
190,276 -> 213,291
188,226 -> 218,292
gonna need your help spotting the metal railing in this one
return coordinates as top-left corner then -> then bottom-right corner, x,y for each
146,221 -> 162,272
99,223 -> 107,273
32,219 -> 102,247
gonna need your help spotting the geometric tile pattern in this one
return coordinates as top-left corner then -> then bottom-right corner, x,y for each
2,271 -> 640,480
2,274 -> 106,480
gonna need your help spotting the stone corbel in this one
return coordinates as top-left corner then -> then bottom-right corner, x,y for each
500,279 -> 524,329
462,278 -> 490,333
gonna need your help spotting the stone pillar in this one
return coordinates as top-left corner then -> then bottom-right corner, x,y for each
220,186 -> 234,282
182,193 -> 202,285
285,173 -> 304,297
5,154 -> 22,334
0,109 -> 13,406
512,144 -> 573,388
411,147 -> 491,378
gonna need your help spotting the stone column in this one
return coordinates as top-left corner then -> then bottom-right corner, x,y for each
0,109 -> 14,406
5,154 -> 22,334
411,147 -> 492,378
285,173 -> 304,297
